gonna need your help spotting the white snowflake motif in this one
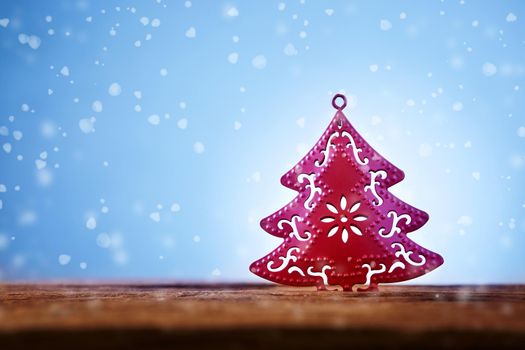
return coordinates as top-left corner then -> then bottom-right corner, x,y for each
321,195 -> 367,243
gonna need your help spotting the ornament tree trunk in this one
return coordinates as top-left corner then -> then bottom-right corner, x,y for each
250,94 -> 443,292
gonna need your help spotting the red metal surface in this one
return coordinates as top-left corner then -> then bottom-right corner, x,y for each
250,94 -> 444,291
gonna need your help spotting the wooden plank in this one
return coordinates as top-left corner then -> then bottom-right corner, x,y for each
1,284 -> 524,349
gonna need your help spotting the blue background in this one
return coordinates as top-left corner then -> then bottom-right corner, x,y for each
0,0 -> 524,284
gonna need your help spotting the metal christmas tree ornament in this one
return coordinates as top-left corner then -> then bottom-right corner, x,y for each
250,94 -> 444,292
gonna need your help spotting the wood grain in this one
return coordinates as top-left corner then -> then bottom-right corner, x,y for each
1,283 -> 524,349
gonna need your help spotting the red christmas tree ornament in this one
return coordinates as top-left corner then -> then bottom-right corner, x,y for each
250,94 -> 444,292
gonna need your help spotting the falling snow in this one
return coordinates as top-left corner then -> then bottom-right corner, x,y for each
379,19 -> 392,31
226,7 -> 239,17
60,66 -> 70,76
18,33 -> 41,50
252,55 -> 267,69
506,13 -> 517,22
227,52 -> 239,64
3,143 -> 12,153
58,254 -> 71,265
86,217 -> 97,230
151,18 -> 161,27
185,27 -> 196,38
35,159 -> 46,170
149,212 -> 161,222
452,102 -> 464,112
92,100 -> 103,113
283,43 -> 298,56
79,117 -> 96,134
177,118 -> 188,129
108,83 -> 122,96
0,1 -> 524,284
482,62 -> 497,76
96,233 -> 111,248
148,114 -> 160,126
193,142 -> 205,154
170,203 -> 181,212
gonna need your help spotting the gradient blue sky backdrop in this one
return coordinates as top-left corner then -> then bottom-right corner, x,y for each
0,0 -> 524,283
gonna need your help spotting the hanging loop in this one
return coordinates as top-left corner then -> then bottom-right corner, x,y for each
332,94 -> 347,110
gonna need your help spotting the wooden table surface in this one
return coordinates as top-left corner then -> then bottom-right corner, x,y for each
1,283 -> 524,349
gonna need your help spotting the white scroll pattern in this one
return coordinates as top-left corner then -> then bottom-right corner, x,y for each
378,211 -> 412,238
391,243 -> 426,266
388,261 -> 406,273
352,263 -> 386,291
297,173 -> 322,210
288,266 -> 306,276
307,265 -> 332,286
286,259 -> 408,289
277,215 -> 311,241
364,170 -> 387,206
315,132 -> 339,167
267,247 -> 300,272
341,131 -> 369,166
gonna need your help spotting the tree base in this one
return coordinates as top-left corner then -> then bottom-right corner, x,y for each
316,283 -> 379,292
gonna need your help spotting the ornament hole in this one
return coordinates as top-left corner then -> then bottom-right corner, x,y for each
332,94 -> 347,110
